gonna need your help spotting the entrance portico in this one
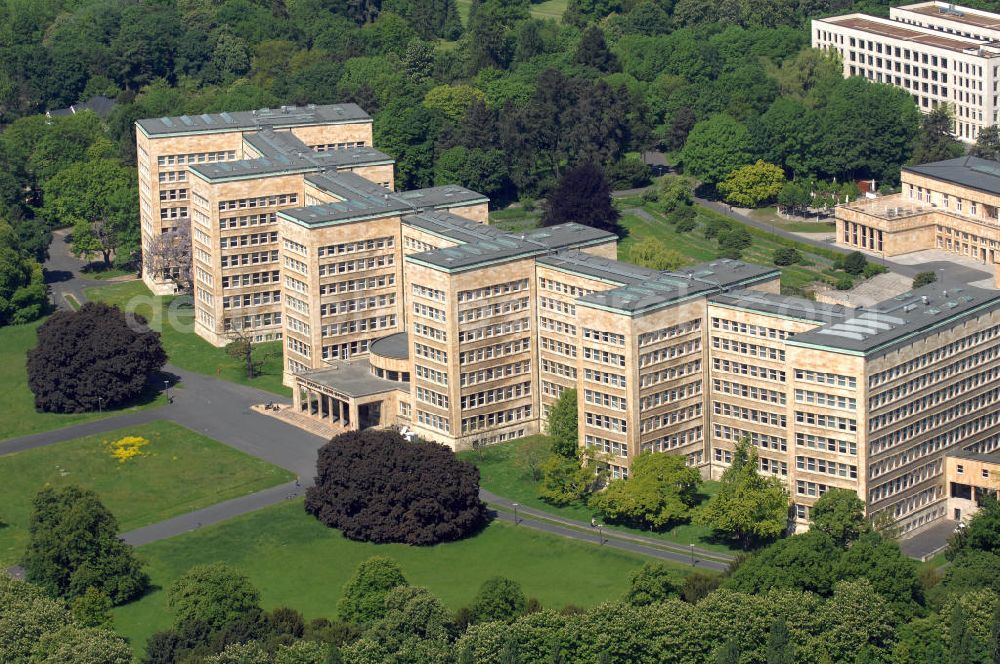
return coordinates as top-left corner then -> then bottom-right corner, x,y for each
291,346 -> 410,434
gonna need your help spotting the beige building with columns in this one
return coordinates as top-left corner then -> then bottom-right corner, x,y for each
837,156 -> 1000,286
139,104 -> 1000,535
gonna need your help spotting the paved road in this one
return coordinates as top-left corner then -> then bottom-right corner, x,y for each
44,228 -> 113,310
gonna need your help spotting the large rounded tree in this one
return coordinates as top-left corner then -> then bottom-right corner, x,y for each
305,430 -> 488,545
27,302 -> 166,413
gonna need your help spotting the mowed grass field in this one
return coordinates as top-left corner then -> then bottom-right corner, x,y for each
113,499 -> 665,653
85,280 -> 289,396
460,436 -> 734,553
0,319 -> 166,440
455,0 -> 568,24
0,420 -> 293,566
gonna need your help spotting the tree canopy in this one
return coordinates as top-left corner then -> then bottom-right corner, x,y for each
26,302 -> 166,413
305,429 -> 488,545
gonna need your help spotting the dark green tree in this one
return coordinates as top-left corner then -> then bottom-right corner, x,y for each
681,114 -> 753,186
338,557 -> 407,624
716,638 -> 740,664
541,162 -> 620,233
547,388 -> 579,459
972,125 -> 1000,162
27,302 -> 166,413
766,618 -> 793,664
306,430 -> 487,545
841,251 -> 868,275
623,562 -> 679,607
911,104 -> 964,166
573,26 -> 619,73
23,486 -> 149,604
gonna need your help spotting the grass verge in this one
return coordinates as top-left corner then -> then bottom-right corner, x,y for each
85,280 -> 289,396
112,499 -> 668,652
0,420 -> 293,566
459,436 -> 736,554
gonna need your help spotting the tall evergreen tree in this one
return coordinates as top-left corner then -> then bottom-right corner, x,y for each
767,618 -> 794,664
573,26 -> 619,73
541,163 -> 620,233
910,104 -> 963,165
547,388 -> 578,458
973,125 -> 1000,162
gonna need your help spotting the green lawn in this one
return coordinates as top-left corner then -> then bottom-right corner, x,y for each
80,263 -> 135,280
459,436 -> 736,554
85,280 -> 289,396
0,420 -> 293,566
748,207 -> 837,233
113,500 -> 667,652
0,319 -> 166,441
618,204 -> 847,297
490,206 -> 543,233
455,0 -> 566,23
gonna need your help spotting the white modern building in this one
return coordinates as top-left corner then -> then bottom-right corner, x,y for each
813,2 -> 1000,142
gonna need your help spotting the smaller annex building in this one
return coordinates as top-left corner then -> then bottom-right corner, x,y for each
837,155 -> 1000,285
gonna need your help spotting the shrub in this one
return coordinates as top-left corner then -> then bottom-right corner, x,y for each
676,218 -> 697,233
773,247 -> 802,266
167,563 -> 261,634
628,237 -> 688,271
913,271 -> 937,289
305,430 -> 487,545
718,228 -> 752,252
26,302 -> 166,413
862,262 -> 887,278
703,216 -> 730,239
835,275 -> 853,290
605,157 -> 652,190
539,455 -> 595,506
841,251 -> 867,275
470,577 -> 527,623
590,452 -> 701,530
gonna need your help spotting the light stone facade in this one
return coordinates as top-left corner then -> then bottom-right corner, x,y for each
813,2 -> 1000,141
139,105 -> 1000,537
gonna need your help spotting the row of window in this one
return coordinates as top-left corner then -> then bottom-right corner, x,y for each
462,405 -> 532,433
416,386 -> 449,409
712,337 -> 785,361
796,456 -> 858,480
640,403 -> 702,434
869,323 -> 1000,387
318,253 -> 394,277
220,213 -> 277,229
458,315 -> 531,344
870,365 -> 1000,431
794,369 -> 856,389
711,317 -> 789,340
157,150 -> 235,166
871,407 -> 1000,478
321,315 -> 396,338
458,297 -> 530,323
415,364 -> 448,386
221,231 -> 277,249
715,401 -> 786,428
714,379 -> 785,405
319,274 -> 395,296
715,358 -> 785,383
218,193 -> 298,211
222,290 -> 280,309
460,338 -> 530,365
794,388 -> 856,411
640,359 -> 701,389
461,381 -> 531,410
638,319 -> 701,347
412,283 -> 446,302
461,360 -> 531,388
641,426 -> 703,454
413,322 -> 446,342
583,328 -> 625,346
318,236 -> 394,257
641,380 -> 702,412
320,294 -> 395,316
638,339 -> 700,368
220,250 -> 278,268
458,279 -> 528,303
869,343 -> 1000,409
713,424 -> 786,452
584,389 -> 626,411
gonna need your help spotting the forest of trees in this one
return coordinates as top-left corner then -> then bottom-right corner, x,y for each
0,0 -> 991,328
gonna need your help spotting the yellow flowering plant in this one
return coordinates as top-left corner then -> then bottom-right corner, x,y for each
107,435 -> 150,463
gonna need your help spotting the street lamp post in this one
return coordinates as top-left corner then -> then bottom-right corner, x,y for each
97,397 -> 102,413
163,379 -> 170,401
598,524 -> 604,545
512,503 -> 519,526
689,543 -> 695,566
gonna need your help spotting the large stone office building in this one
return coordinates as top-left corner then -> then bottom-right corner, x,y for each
138,105 -> 1000,535
812,2 -> 1000,141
